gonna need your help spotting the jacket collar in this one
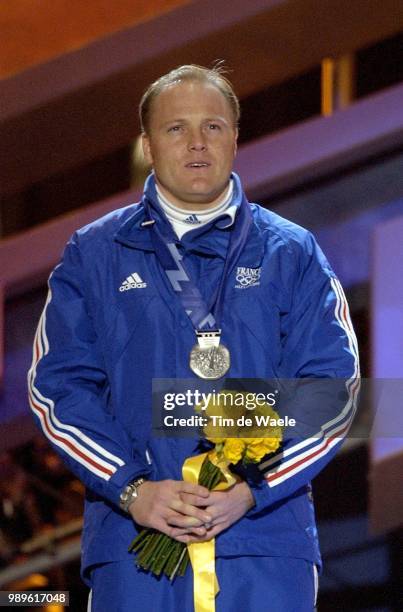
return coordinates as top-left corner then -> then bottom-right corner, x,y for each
114,203 -> 156,252
114,173 -> 265,266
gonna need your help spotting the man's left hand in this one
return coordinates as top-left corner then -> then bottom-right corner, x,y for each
179,480 -> 255,542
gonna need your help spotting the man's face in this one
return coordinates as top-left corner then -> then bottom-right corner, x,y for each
142,80 -> 238,211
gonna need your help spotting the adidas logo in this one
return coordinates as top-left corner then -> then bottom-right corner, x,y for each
184,214 -> 201,224
119,273 -> 147,291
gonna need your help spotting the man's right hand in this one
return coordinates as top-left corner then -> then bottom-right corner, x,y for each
128,480 -> 212,543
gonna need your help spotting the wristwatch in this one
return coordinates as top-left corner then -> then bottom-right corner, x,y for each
119,477 -> 146,513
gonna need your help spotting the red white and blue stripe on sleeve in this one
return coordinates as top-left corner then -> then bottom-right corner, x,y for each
259,277 -> 360,488
28,287 -> 126,481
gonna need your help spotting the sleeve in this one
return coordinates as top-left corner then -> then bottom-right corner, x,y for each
246,232 -> 360,516
27,235 -> 153,508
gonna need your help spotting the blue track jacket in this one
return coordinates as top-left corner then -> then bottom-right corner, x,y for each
28,173 -> 359,579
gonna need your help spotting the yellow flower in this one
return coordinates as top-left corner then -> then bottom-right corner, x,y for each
244,444 -> 265,461
244,438 -> 279,462
223,438 -> 245,464
199,389 -> 282,462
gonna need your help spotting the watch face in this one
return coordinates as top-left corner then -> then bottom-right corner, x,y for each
120,479 -> 144,511
120,485 -> 136,509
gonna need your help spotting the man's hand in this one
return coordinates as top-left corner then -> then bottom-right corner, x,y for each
179,480 -> 256,542
181,481 -> 255,542
128,480 -> 212,543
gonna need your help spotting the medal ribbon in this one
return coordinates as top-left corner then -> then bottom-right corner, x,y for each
143,174 -> 252,331
182,452 -> 237,612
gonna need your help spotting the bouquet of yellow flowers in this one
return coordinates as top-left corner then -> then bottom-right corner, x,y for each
129,390 -> 282,581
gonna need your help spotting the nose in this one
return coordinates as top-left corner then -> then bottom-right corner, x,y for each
187,128 -> 207,152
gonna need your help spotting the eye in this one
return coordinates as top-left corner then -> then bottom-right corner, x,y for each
167,125 -> 183,133
208,123 -> 221,131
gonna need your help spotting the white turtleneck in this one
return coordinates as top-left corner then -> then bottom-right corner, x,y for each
156,180 -> 235,239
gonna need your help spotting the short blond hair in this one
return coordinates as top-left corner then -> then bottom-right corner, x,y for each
139,63 -> 240,133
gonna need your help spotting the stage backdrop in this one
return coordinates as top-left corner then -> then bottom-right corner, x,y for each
370,211 -> 403,533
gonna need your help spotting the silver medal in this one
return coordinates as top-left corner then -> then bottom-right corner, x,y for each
189,330 -> 230,380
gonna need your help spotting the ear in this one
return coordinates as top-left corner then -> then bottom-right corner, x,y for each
142,133 -> 153,166
233,127 -> 239,156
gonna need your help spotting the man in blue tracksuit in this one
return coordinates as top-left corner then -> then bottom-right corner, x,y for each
28,65 -> 359,611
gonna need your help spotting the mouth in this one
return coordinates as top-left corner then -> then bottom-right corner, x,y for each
185,162 -> 211,169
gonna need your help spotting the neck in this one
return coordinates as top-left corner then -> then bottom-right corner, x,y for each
156,180 -> 234,239
155,181 -> 230,212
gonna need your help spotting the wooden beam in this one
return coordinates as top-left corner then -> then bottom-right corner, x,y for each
0,0 -> 191,79
0,0 -> 276,122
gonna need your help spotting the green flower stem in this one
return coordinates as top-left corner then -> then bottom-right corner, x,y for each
172,543 -> 185,572
165,542 -> 182,578
141,534 -> 165,568
204,458 -> 215,472
206,470 -> 218,489
164,542 -> 180,577
201,461 -> 222,490
132,533 -> 153,558
154,537 -> 178,576
138,533 -> 163,568
146,533 -> 168,569
210,470 -> 223,490
199,462 -> 210,487
136,533 -> 157,562
177,545 -> 190,576
169,545 -> 188,581
128,528 -> 151,553
152,535 -> 174,569
199,459 -> 215,487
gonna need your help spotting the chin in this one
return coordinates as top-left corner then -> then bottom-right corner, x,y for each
188,184 -> 226,201
186,193 -> 220,205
